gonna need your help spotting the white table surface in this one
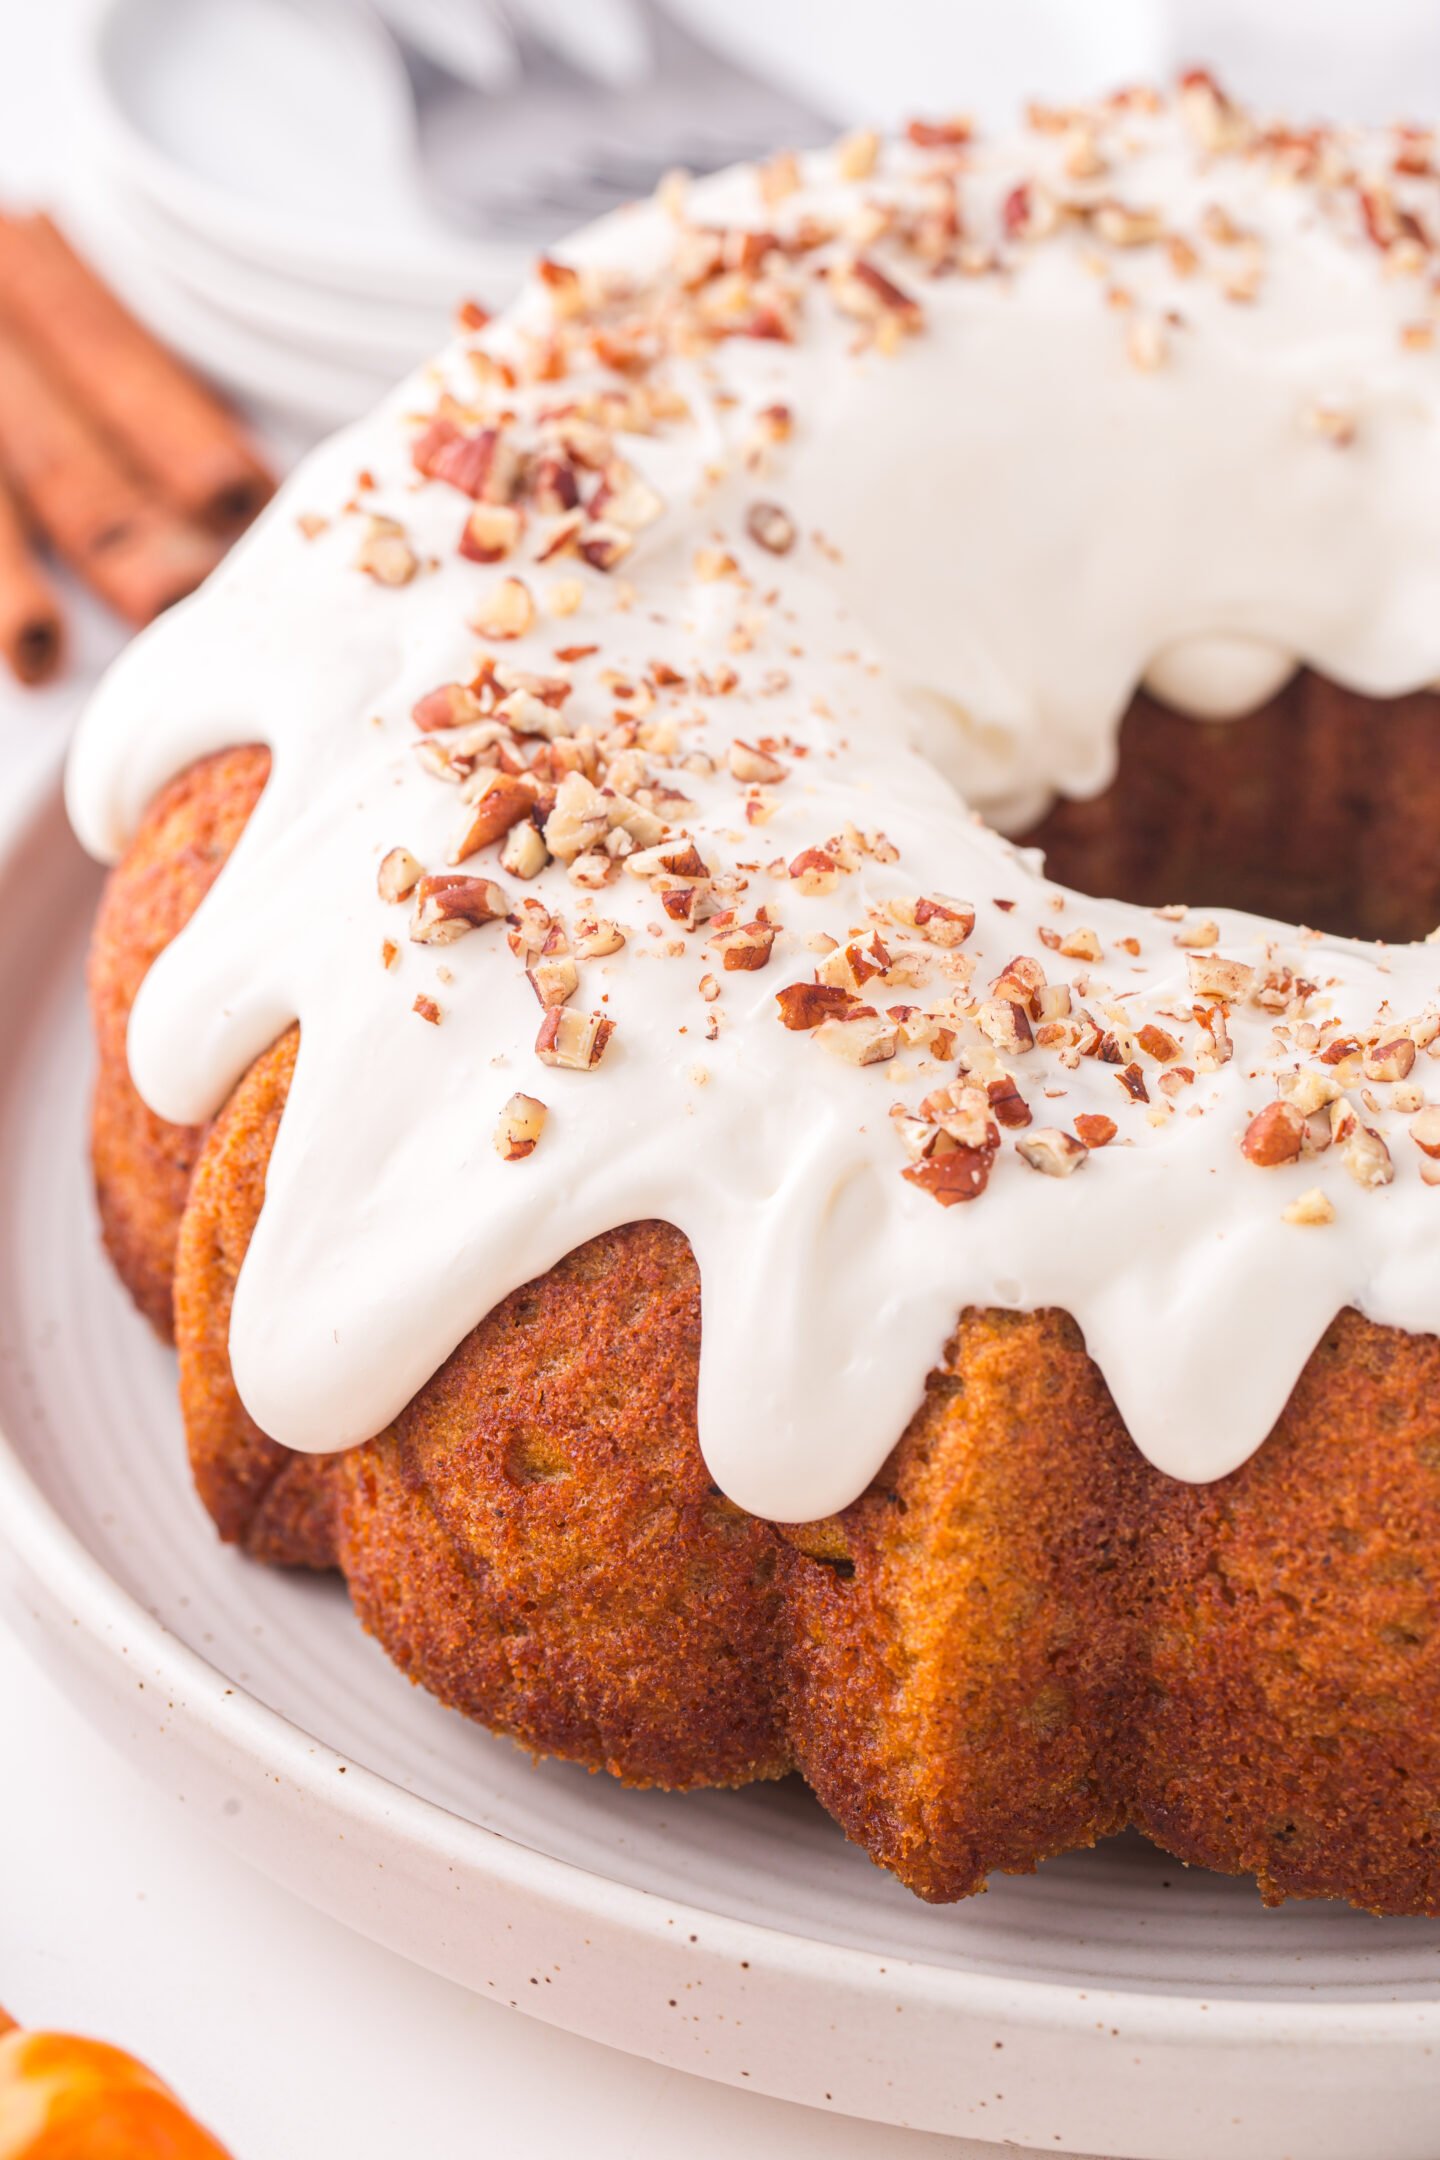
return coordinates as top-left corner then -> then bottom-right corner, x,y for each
0,11 -> 1073,2157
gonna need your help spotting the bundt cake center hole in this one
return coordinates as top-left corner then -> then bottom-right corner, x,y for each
1019,674 -> 1440,945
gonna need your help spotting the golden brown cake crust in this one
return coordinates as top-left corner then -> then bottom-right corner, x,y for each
90,742 -> 1440,1912
88,744 -> 270,1335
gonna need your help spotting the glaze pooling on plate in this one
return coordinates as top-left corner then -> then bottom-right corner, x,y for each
67,82 -> 1440,1521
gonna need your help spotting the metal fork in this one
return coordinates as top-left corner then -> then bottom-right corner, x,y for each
394,0 -> 836,243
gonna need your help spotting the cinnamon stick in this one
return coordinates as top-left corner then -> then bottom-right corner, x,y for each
0,466 -> 63,683
0,212 -> 274,534
0,319 -> 222,626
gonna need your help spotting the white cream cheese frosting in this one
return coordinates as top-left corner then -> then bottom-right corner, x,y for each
67,81 -> 1440,1521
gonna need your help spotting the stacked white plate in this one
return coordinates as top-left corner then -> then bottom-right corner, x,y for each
63,0 -> 530,430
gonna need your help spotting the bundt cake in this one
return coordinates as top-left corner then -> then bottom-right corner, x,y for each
67,77 -> 1440,1912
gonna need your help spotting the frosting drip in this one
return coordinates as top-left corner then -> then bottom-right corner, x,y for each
67,87 -> 1440,1520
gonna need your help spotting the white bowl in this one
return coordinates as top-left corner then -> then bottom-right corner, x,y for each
89,178 -> 455,377
84,0 -> 505,305
60,180 -> 395,426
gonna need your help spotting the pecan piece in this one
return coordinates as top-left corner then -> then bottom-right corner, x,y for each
494,1092 -> 547,1162
377,847 -> 424,903
354,516 -> 417,587
450,771 -> 537,863
712,920 -> 778,971
888,894 -> 975,947
412,418 -> 519,502
1187,952 -> 1254,1002
728,739 -> 788,784
1282,1187 -> 1335,1226
471,576 -> 535,640
745,502 -> 796,555
535,1007 -> 615,1071
460,504 -> 523,563
1074,1112 -> 1117,1149
410,873 -> 509,943
1016,1128 -> 1089,1177
903,1145 -> 995,1206
1363,1036 -> 1417,1083
986,1076 -> 1032,1129
413,682 -> 484,733
775,982 -> 857,1029
976,999 -> 1034,1054
1410,1104 -> 1440,1159
1241,1099 -> 1305,1166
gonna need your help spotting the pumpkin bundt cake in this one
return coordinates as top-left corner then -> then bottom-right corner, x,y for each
69,77 -> 1440,1911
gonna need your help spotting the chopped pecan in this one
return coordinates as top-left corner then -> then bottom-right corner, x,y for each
1241,1099 -> 1305,1166
1074,1112 -> 1117,1149
413,682 -> 484,733
1173,916 -> 1219,949
1363,1036 -> 1417,1083
831,256 -> 923,328
527,949 -> 579,1008
713,920 -> 778,971
1282,1187 -> 1335,1226
535,1006 -> 615,1071
472,577 -> 535,640
745,502 -> 796,555
1410,1104 -> 1440,1159
837,129 -> 881,180
543,772 -> 611,860
354,516 -> 417,586
412,417 -> 519,502
494,1092 -> 547,1162
775,981 -> 858,1029
578,523 -> 634,572
976,999 -> 1034,1054
1093,200 -> 1164,247
1016,1128 -> 1089,1177
902,1146 -> 995,1206
627,839 -> 708,882
987,1076 -> 1033,1129
1187,952 -> 1254,1001
500,821 -> 548,879
574,916 -> 626,958
1057,926 -> 1102,962
787,847 -> 842,896
919,1083 -> 995,1149
815,1013 -> 899,1065
377,847 -> 424,904
1332,1102 -> 1394,1188
460,504 -> 522,563
450,771 -> 537,863
728,739 -> 788,784
410,874 -> 509,943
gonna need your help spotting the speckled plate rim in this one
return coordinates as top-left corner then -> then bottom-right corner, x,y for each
2,750 -> 1439,2160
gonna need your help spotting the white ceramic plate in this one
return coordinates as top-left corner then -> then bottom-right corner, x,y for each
2,759 -> 1440,2160
59,182 -> 392,427
84,0 -> 522,307
86,178 -> 453,378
